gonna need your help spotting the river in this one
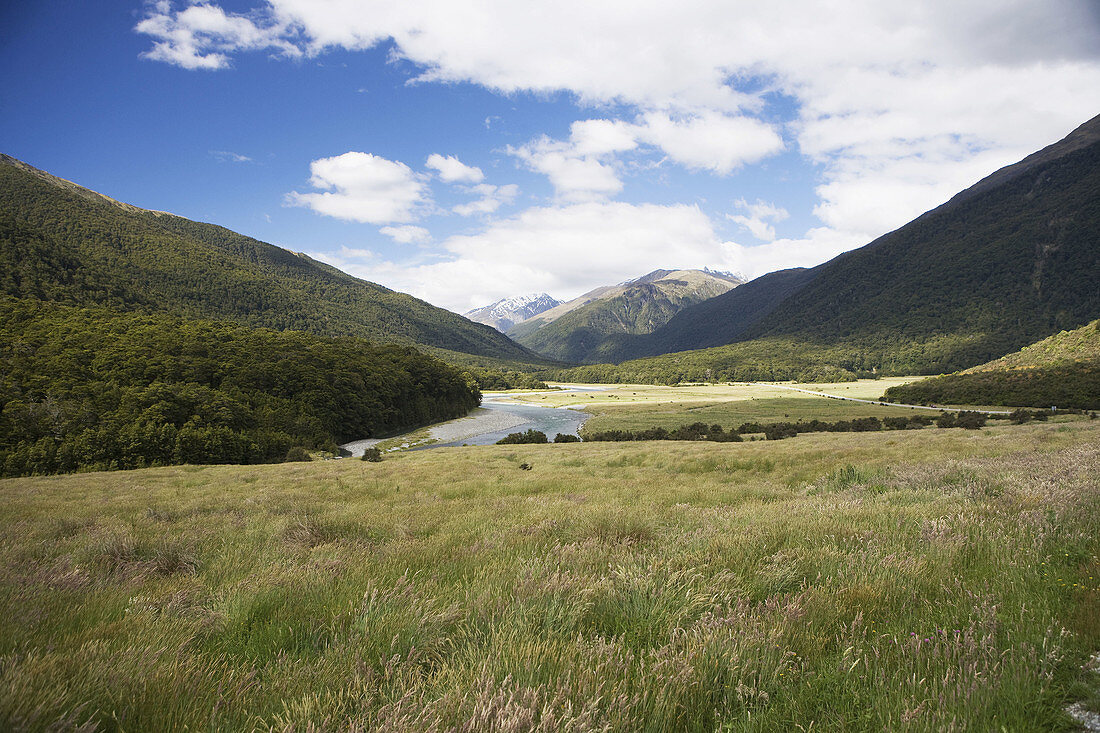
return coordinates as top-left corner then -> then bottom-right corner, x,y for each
340,385 -> 604,456
428,393 -> 590,447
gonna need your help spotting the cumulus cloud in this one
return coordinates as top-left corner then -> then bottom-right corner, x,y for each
509,136 -> 624,202
633,112 -> 784,174
425,153 -> 484,183
452,183 -> 518,217
287,152 -> 428,224
135,1 -> 299,70
380,225 -> 431,244
509,112 -> 783,197
727,199 -> 790,242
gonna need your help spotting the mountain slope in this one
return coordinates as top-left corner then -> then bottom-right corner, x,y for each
0,154 -> 542,364
511,269 -> 743,362
595,267 -> 816,362
588,113 -> 1100,375
0,297 -> 481,476
881,319 -> 1100,409
463,293 -> 561,331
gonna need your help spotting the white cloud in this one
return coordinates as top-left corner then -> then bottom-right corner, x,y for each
425,153 -> 484,183
568,119 -> 638,157
209,149 -> 252,163
634,111 -> 784,174
509,111 -> 785,197
509,135 -> 624,202
727,199 -> 789,242
380,225 -> 431,244
287,152 -> 428,224
452,183 -> 518,217
135,1 -> 299,70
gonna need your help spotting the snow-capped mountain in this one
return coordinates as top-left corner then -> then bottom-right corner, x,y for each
463,293 -> 562,332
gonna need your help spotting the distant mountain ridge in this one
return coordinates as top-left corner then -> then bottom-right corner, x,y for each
509,268 -> 744,362
584,113 -> 1100,375
463,293 -> 561,331
0,154 -> 545,365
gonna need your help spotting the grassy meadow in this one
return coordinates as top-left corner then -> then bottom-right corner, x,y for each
516,379 -> 1005,434
2,414 -> 1099,731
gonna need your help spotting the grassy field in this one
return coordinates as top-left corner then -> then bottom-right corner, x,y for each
2,418 -> 1098,731
511,379 -> 1009,434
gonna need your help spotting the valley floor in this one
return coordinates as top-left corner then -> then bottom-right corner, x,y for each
1,418 -> 1098,730
346,378 -> 946,456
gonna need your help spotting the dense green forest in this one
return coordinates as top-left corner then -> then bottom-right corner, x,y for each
881,361 -> 1100,410
588,115 -> 1100,375
882,320 -> 1100,409
0,154 -> 542,364
549,337 -> 874,384
0,300 -> 480,477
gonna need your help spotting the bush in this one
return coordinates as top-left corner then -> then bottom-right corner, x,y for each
285,446 -> 312,462
553,433 -> 581,443
954,411 -> 987,430
361,447 -> 383,462
497,429 -> 548,445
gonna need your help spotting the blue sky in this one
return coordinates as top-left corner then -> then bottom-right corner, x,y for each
2,1 -> 1098,312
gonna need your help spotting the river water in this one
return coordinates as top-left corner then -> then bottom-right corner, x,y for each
341,386 -> 604,456
428,390 -> 596,448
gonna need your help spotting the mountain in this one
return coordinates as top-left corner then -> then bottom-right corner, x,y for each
881,319 -> 1100,409
463,293 -> 561,331
595,267 -> 816,362
566,113 -> 1100,379
509,268 -> 743,362
0,153 -> 545,366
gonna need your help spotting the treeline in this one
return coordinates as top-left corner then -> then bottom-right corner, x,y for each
0,300 -> 480,476
583,414 -> 961,443
883,361 -> 1100,410
546,338 -> 865,385
459,366 -> 549,391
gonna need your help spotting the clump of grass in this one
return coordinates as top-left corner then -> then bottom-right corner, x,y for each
586,511 -> 657,546
808,464 -> 889,494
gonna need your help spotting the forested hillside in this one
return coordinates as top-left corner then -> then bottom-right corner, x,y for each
0,299 -> 480,476
0,154 -> 541,363
881,320 -> 1100,409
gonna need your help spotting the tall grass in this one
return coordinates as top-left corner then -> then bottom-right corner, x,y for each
0,420 -> 1097,730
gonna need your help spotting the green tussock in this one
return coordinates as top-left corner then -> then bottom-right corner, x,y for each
1,420 -> 1098,730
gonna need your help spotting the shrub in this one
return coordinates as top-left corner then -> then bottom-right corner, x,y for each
285,446 -> 312,462
954,411 -> 987,430
553,433 -> 580,443
361,447 -> 383,462
497,429 -> 548,445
